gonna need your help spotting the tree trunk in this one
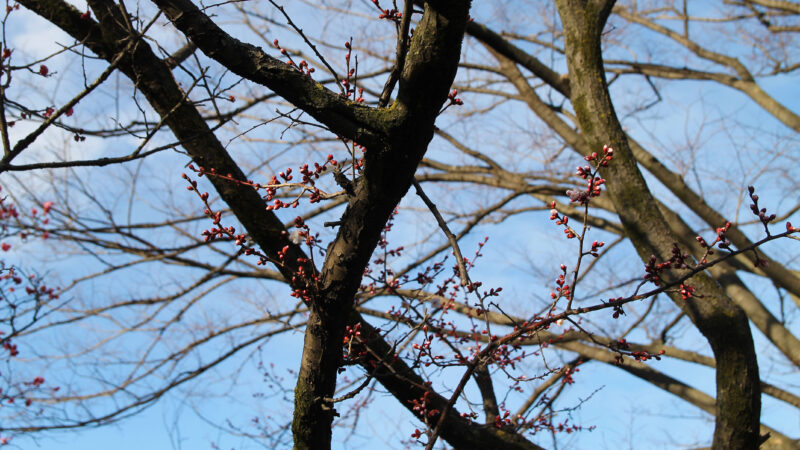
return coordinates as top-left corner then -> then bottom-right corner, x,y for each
554,1 -> 761,447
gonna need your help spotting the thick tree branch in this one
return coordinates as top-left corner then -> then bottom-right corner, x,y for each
466,21 -> 570,97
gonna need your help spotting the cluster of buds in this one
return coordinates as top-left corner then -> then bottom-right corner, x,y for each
608,297 -> 625,319
447,89 -> 463,106
567,146 -> 614,205
343,322 -> 362,346
586,240 -> 604,257
288,254 -> 316,285
614,338 -> 630,350
0,187 -> 19,251
411,327 -> 446,368
275,244 -> 292,262
183,172 -> 270,266
483,286 -> 503,297
342,322 -> 370,361
679,283 -> 695,300
3,339 -> 18,357
460,411 -> 479,420
288,222 -> 322,297
340,41 -> 364,102
288,257 -> 319,305
200,212 -> 236,243
1,188 -> 55,245
0,268 -> 22,289
272,39 -> 315,75
439,89 -> 464,114
266,172 -> 299,210
748,186 -> 772,221
549,202 -> 578,239
23,284 -> 58,300
411,337 -> 432,356
643,245 -> 690,286
561,365 -> 580,385
612,338 -> 664,361
494,409 -> 514,429
370,0 -> 402,22
412,259 -> 445,286
643,254 -> 671,286
301,155 -> 338,182
614,350 -> 665,366
5,374 -> 51,407
408,390 -> 439,420
338,80 -> 363,102
584,145 -> 614,165
297,59 -> 314,76
715,221 -> 732,250
695,222 -> 732,262
26,376 -> 45,387
289,216 -> 320,248
464,279 -> 483,293
631,350 -> 664,362
550,264 -> 571,300
612,350 -> 664,365
489,343 -> 525,370
1,271 -> 60,308
748,185 -> 777,232
668,244 -> 691,269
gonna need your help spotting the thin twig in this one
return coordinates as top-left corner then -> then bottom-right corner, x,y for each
327,376 -> 372,403
267,0 -> 343,93
412,179 -> 470,286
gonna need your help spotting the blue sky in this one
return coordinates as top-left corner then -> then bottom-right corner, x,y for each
2,1 -> 799,449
